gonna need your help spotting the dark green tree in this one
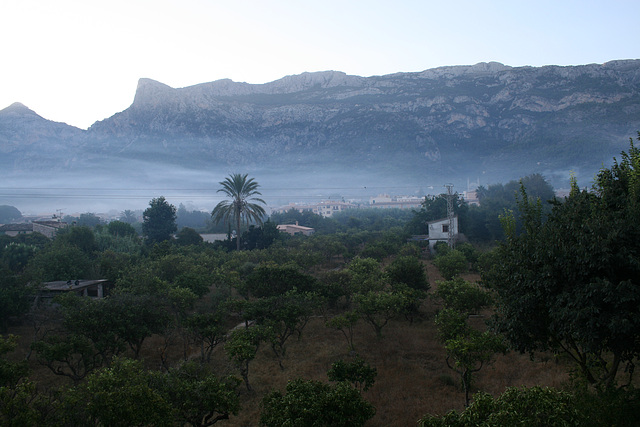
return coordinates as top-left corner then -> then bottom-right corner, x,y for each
325,310 -> 359,351
61,357 -> 173,427
177,204 -> 211,230
243,262 -> 317,298
31,333 -> 106,384
119,209 -> 138,224
433,249 -> 468,280
260,378 -> 375,427
211,173 -> 266,251
105,293 -> 171,359
418,386 -> 586,427
77,213 -> 103,228
243,290 -> 320,369
0,334 -> 29,387
142,197 -> 177,244
176,227 -> 204,246
186,311 -> 226,363
346,257 -> 384,294
25,244 -> 92,282
57,226 -> 98,254
435,308 -> 507,407
386,255 -> 429,291
327,355 -> 377,391
435,277 -> 492,315
106,220 -> 138,238
0,268 -> 33,331
483,137 -> 640,389
1,242 -> 37,273
240,221 -> 280,250
225,326 -> 268,391
153,362 -> 240,426
354,290 -> 412,339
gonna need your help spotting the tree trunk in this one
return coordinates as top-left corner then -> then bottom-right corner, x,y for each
236,211 -> 241,251
463,370 -> 471,407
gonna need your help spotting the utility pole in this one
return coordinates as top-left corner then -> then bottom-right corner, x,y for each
444,184 -> 455,249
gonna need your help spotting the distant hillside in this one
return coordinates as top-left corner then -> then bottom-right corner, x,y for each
2,60 -> 640,203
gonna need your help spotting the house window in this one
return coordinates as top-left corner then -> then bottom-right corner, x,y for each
442,224 -> 449,233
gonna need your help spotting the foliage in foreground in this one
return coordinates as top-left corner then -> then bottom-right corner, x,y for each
58,358 -> 240,427
419,386 -> 585,427
484,137 -> 640,389
419,385 -> 640,427
260,378 -> 375,427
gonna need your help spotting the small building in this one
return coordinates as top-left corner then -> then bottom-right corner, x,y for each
427,216 -> 459,251
277,222 -> 315,236
312,200 -> 355,217
32,221 -> 68,238
369,194 -> 423,209
39,279 -> 111,301
463,190 -> 480,206
271,203 -> 314,215
0,223 -> 33,236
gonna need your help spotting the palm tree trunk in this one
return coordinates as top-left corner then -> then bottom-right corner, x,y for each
236,211 -> 241,251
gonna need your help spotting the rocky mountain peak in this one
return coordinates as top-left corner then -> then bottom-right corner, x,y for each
418,62 -> 512,79
132,78 -> 176,108
0,102 -> 41,117
264,70 -> 364,93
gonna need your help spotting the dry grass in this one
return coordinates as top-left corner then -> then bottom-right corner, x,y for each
206,312 -> 568,426
6,260 -> 570,426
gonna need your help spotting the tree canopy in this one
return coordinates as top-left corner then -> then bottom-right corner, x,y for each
142,197 -> 177,244
211,173 -> 266,251
483,138 -> 640,389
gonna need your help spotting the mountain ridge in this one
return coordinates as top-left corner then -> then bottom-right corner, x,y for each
2,60 -> 640,204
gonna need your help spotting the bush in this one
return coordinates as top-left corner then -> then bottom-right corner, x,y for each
455,242 -> 480,266
261,379 -> 375,427
433,250 -> 467,280
386,255 -> 429,291
327,355 -> 377,391
419,386 -> 586,427
435,277 -> 492,314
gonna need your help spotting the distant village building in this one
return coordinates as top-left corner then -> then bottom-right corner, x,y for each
462,190 -> 480,206
369,194 -> 423,209
0,223 -> 33,236
312,200 -> 355,217
277,222 -> 315,236
1,220 -> 68,238
32,221 -> 68,238
271,203 -> 314,215
272,200 -> 356,218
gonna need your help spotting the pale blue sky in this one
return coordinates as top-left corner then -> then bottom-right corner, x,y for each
1,0 -> 638,129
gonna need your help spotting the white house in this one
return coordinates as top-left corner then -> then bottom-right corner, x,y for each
427,216 -> 459,251
40,279 -> 111,300
369,194 -> 423,209
277,222 -> 315,236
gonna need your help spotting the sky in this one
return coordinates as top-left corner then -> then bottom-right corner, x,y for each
1,0 -> 639,130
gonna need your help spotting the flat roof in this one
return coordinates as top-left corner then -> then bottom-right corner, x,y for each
43,279 -> 109,292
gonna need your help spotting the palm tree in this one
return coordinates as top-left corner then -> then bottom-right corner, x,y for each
211,173 -> 266,250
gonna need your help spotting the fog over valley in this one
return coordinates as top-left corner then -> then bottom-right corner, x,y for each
2,61 -> 640,216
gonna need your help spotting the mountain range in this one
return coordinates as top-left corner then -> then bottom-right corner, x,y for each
1,60 -> 640,210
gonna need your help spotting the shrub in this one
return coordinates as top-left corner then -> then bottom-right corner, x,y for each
433,250 -> 467,280
386,255 -> 429,291
261,379 -> 375,427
